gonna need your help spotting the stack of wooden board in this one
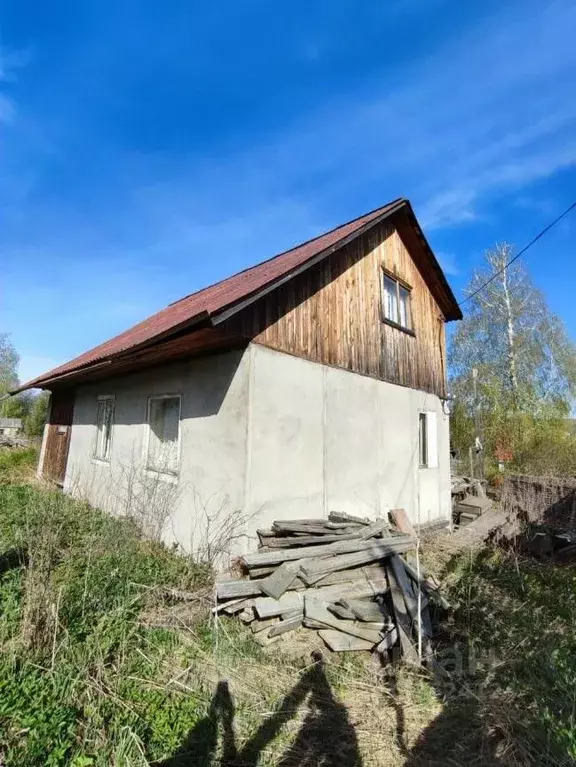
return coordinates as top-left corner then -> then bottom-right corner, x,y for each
214,510 -> 448,662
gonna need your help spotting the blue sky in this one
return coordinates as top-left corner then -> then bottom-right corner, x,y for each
1,0 -> 576,383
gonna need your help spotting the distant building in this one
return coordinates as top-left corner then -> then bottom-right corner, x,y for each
0,418 -> 23,438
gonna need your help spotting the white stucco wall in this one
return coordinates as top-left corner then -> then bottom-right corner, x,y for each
64,350 -> 250,558
63,343 -> 451,562
244,345 -> 451,550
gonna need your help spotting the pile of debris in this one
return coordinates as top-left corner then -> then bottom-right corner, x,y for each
215,510 -> 448,663
0,435 -> 28,449
452,476 -> 493,527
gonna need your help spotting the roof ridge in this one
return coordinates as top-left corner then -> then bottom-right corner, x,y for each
168,198 -> 406,308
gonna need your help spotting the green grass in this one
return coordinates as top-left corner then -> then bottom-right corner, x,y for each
0,447 -> 38,484
0,482 -> 212,766
0,480 -> 443,767
4,466 -> 575,765
443,546 -> 576,765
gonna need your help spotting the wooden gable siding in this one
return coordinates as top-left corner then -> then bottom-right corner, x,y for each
225,222 -> 447,398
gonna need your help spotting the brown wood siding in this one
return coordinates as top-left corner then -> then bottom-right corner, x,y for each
42,389 -> 75,485
225,222 -> 447,397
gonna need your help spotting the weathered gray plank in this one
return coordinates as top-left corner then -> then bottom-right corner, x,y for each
242,534 -> 414,568
223,599 -> 254,615
312,563 -> 388,587
220,562 -> 391,601
280,608 -> 304,621
268,614 -> 303,637
258,560 -> 303,600
264,533 -> 360,548
329,511 -> 370,525
254,592 -> 303,619
253,579 -> 389,618
304,598 -> 383,643
303,618 -> 326,630
248,566 -> 277,579
217,579 -> 264,600
272,518 -> 328,526
212,597 -> 255,615
299,539 -> 414,583
328,603 -> 356,620
357,519 -> 390,541
256,528 -> 276,536
389,554 -> 419,624
401,557 -> 450,610
272,522 -> 334,535
339,598 -> 390,623
319,630 -> 376,652
251,617 -> 279,634
239,608 -> 255,624
386,564 -> 419,663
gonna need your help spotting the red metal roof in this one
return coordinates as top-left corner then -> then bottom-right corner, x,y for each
17,198 -> 460,391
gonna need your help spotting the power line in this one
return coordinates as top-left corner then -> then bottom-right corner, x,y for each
459,199 -> 576,306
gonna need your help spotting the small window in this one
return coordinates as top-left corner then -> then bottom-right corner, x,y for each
146,395 -> 181,476
419,412 -> 428,468
419,411 -> 438,469
94,396 -> 114,461
383,272 -> 412,330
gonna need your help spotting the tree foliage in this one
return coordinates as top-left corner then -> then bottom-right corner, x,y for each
25,392 -> 50,437
449,244 -> 576,477
0,333 -> 19,393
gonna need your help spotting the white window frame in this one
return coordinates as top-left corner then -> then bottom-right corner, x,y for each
93,395 -> 115,463
143,394 -> 182,482
382,269 -> 413,332
419,410 -> 438,469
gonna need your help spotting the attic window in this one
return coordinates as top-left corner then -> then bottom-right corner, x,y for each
382,272 -> 412,332
146,395 -> 181,476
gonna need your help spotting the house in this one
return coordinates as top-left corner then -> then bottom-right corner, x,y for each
14,198 -> 461,559
0,418 -> 22,438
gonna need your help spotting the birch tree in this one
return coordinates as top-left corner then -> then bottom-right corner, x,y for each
449,244 -> 576,473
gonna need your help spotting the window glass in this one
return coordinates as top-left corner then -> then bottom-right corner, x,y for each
399,285 -> 411,329
147,396 -> 180,475
419,412 -> 428,468
384,275 -> 398,324
94,397 -> 114,460
383,273 -> 411,330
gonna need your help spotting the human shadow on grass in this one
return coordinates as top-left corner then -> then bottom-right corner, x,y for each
155,652 -> 362,766
402,693 -> 507,767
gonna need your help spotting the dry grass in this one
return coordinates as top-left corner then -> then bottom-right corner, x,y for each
143,610 -> 445,767
0,446 -> 38,485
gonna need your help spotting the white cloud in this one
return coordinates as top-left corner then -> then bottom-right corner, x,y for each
436,252 -> 460,277
189,0 -> 576,231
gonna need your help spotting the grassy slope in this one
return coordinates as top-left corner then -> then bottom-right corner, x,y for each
0,448 -> 575,765
438,547 -> 576,766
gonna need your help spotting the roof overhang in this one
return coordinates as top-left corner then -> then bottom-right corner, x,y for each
12,198 -> 461,394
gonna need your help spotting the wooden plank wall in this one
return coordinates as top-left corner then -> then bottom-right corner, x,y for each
225,222 -> 447,398
42,389 -> 75,485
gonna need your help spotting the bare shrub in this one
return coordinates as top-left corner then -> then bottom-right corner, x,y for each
116,457 -> 180,541
190,488 -> 252,570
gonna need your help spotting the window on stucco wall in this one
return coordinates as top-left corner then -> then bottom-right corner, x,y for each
419,411 -> 438,469
146,395 -> 181,476
94,396 -> 114,461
